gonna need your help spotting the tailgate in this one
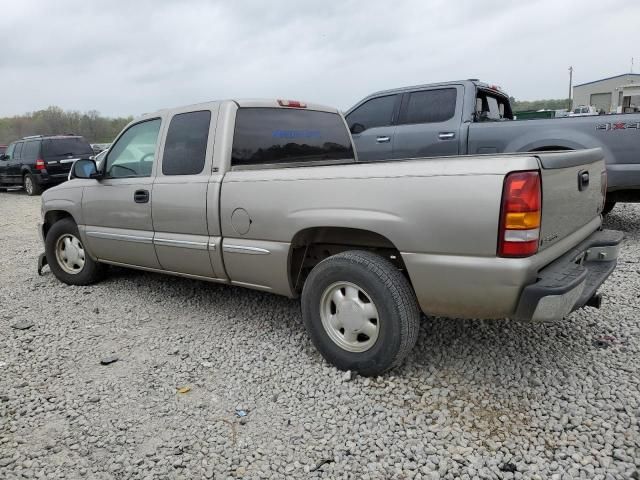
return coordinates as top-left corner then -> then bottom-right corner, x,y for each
537,148 -> 605,251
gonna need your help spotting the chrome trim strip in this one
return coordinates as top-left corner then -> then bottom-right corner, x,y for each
154,238 -> 208,250
86,231 -> 152,244
231,280 -> 272,290
223,244 -> 270,255
59,158 -> 78,164
208,242 -> 217,251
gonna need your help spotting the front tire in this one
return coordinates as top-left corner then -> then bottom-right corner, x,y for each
45,218 -> 105,285
23,173 -> 42,196
301,250 -> 420,376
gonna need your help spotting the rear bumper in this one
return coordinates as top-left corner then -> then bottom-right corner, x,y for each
513,229 -> 623,321
35,171 -> 70,186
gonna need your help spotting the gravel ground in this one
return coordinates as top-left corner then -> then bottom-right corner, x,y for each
0,190 -> 638,480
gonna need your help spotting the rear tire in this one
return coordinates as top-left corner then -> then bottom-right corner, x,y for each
23,173 -> 42,196
45,218 -> 105,285
602,200 -> 616,216
301,250 -> 420,376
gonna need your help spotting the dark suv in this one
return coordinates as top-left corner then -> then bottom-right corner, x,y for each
0,135 -> 94,195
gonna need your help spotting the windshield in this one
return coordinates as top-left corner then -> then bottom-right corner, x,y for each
42,138 -> 93,158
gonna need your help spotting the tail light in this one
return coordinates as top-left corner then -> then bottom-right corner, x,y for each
277,99 -> 307,108
600,170 -> 607,212
498,171 -> 541,258
35,159 -> 46,171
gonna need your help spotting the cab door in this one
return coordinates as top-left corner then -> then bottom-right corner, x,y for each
392,87 -> 462,159
151,105 -> 221,278
81,118 -> 163,268
345,94 -> 400,161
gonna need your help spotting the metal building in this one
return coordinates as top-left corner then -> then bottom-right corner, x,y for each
573,73 -> 640,113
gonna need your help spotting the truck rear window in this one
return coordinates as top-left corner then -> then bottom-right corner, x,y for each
43,138 -> 94,158
231,108 -> 354,167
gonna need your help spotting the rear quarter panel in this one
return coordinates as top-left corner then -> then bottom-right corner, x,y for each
219,155 -> 540,301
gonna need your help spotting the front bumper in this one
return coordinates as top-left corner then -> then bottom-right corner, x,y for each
513,229 -> 623,321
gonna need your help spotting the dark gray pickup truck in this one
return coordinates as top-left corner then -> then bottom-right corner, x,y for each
346,80 -> 640,213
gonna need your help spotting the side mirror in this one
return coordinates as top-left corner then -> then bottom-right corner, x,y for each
70,159 -> 99,179
0,154 -> 8,161
350,123 -> 365,135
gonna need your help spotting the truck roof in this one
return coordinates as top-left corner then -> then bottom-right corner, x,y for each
359,79 -> 507,101
143,99 -> 340,117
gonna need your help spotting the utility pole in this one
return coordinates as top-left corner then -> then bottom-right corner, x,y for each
568,66 -> 573,110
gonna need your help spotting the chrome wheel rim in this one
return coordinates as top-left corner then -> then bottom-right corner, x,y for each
24,176 -> 33,195
55,234 -> 85,274
320,281 -> 379,352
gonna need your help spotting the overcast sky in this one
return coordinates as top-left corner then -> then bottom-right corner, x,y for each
1,0 -> 638,117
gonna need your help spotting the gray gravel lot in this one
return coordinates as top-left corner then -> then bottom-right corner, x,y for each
0,191 -> 638,480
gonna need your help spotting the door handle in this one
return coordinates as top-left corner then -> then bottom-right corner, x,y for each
438,132 -> 456,140
134,189 -> 149,203
578,170 -> 589,191
376,136 -> 391,143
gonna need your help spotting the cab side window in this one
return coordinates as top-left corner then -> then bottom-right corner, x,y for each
105,119 -> 161,178
399,88 -> 457,124
4,143 -> 15,160
162,111 -> 211,175
346,95 -> 398,133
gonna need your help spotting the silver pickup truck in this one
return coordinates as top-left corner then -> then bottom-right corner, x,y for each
39,99 -> 622,375
346,80 -> 640,214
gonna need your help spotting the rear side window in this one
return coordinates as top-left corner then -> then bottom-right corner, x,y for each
400,88 -> 457,124
231,108 -> 354,167
162,110 -> 211,175
346,95 -> 397,132
13,143 -> 23,160
42,138 -> 93,158
21,141 -> 40,161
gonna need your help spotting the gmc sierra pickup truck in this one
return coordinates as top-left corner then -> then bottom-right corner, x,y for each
39,99 -> 622,375
346,80 -> 640,214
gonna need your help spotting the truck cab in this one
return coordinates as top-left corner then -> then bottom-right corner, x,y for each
347,80 -> 640,211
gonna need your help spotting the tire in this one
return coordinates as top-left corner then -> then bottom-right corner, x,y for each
45,218 -> 105,285
301,250 -> 420,376
23,173 -> 42,196
602,200 -> 616,216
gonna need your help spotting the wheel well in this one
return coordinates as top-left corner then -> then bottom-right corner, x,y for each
43,211 -> 73,239
288,227 -> 406,294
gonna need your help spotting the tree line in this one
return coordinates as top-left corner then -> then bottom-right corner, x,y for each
510,97 -> 571,112
0,106 -> 132,145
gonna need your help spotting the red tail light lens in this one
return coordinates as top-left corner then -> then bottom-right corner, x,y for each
35,159 -> 45,170
498,171 -> 541,258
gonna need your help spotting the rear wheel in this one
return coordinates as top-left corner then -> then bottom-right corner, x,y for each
45,218 -> 105,285
602,200 -> 616,216
301,250 -> 420,376
23,173 -> 42,196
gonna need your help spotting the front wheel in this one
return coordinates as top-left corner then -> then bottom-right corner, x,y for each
23,173 -> 42,196
45,218 -> 105,285
301,250 -> 420,376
